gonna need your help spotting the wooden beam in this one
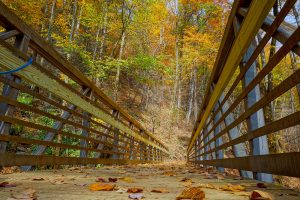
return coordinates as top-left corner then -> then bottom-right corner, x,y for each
0,153 -> 159,167
193,152 -> 300,178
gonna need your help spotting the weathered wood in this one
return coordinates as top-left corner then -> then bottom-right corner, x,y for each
80,112 -> 91,158
0,134 -> 126,156
0,153 -> 159,167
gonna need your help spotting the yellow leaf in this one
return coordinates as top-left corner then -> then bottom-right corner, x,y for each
119,177 -> 134,183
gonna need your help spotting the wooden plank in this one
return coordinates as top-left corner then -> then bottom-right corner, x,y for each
0,153 -> 158,167
188,0 -> 276,152
0,44 -> 167,154
193,152 -> 300,178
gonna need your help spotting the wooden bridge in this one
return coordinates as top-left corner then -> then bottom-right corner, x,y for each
0,0 -> 300,199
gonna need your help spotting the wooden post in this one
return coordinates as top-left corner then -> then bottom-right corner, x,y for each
111,110 -> 120,159
217,93 -> 252,178
80,112 -> 91,158
213,101 -> 224,172
129,123 -> 134,160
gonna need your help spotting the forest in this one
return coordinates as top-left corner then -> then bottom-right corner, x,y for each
0,0 -> 300,192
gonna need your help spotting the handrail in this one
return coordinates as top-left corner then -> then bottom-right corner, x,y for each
188,0 -> 300,180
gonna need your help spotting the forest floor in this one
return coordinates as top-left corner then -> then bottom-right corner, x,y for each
0,162 -> 299,200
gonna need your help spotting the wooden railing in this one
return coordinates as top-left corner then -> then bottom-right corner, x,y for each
0,2 -> 168,169
188,0 -> 300,180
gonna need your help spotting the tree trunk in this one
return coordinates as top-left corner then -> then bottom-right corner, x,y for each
46,0 -> 56,42
69,0 -> 78,43
114,30 -> 126,101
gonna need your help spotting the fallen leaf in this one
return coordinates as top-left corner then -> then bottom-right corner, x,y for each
151,188 -> 169,193
180,177 -> 192,182
108,178 -> 117,182
129,193 -> 144,199
176,187 -> 205,200
116,188 -> 127,194
32,178 -> 44,181
50,178 -> 65,185
9,188 -> 37,200
195,183 -> 217,189
119,177 -> 134,183
250,190 -> 273,200
96,178 -> 107,182
127,188 -> 143,193
89,183 -> 115,191
256,183 -> 267,188
220,184 -> 245,192
0,182 -> 17,188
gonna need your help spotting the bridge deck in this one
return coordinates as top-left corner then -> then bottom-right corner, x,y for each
1,164 -> 299,200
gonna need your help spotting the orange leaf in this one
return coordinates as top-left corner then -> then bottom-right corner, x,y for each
151,188 -> 169,193
89,183 -> 115,191
127,188 -> 143,193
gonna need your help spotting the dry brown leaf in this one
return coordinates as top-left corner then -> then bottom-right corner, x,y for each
89,183 -> 115,191
220,184 -> 245,192
195,183 -> 218,189
151,188 -> 169,193
50,178 -> 65,185
256,183 -> 267,188
127,188 -> 143,193
180,177 -> 192,182
250,190 -> 273,200
176,187 -> 205,200
32,178 -> 44,181
0,182 -> 17,188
